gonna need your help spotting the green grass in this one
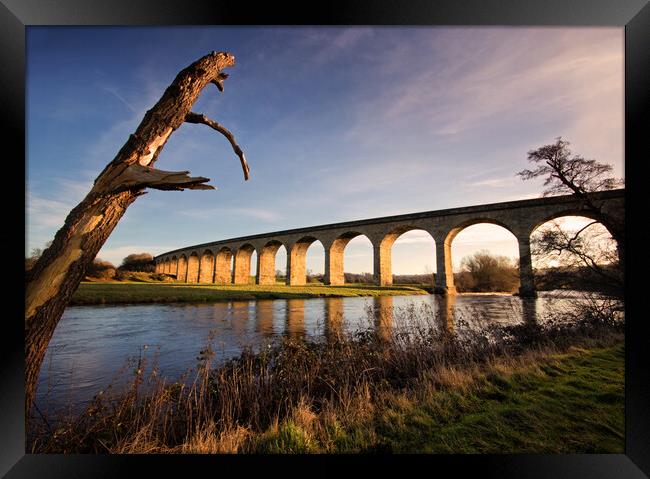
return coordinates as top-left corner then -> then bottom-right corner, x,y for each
329,343 -> 625,453
70,281 -> 429,305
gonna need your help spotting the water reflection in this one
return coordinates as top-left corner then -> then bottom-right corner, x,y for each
324,298 -> 344,341
254,300 -> 275,337
38,292 -> 593,411
229,300 -> 252,337
436,294 -> 456,333
285,299 -> 305,339
373,296 -> 393,341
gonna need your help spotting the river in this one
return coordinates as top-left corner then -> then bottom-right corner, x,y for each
35,291 -> 591,413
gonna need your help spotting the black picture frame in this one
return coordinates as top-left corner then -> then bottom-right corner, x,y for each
4,0 -> 649,476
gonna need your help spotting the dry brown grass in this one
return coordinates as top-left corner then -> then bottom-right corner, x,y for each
28,303 -> 624,454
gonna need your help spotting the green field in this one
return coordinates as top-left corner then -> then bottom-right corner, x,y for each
71,281 -> 429,305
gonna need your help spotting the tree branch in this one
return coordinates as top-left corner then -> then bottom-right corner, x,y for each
185,112 -> 250,180
116,164 -> 215,191
565,221 -> 598,249
210,72 -> 229,92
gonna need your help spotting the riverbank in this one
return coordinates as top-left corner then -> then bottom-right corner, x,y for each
255,342 -> 624,453
28,307 -> 624,453
70,282 -> 430,305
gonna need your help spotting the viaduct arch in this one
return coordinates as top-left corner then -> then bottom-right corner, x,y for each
155,189 -> 624,297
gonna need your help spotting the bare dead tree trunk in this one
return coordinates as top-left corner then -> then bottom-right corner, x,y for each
24,52 -> 249,420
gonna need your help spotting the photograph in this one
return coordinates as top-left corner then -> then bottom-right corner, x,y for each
23,24 -> 628,456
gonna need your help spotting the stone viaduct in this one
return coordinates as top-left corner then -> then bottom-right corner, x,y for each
154,189 -> 624,297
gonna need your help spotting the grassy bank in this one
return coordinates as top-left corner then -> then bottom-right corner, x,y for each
28,305 -> 624,453
346,343 -> 624,453
70,282 -> 429,305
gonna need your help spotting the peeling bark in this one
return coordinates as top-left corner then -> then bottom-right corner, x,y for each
25,51 -> 248,420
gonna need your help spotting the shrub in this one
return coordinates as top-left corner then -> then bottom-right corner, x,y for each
86,258 -> 116,279
119,253 -> 155,272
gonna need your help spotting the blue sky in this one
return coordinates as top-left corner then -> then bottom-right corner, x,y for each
26,26 -> 623,274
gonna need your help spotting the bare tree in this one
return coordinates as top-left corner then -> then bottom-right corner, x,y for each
518,137 -> 624,297
457,250 -> 519,293
24,52 -> 250,417
532,220 -> 622,294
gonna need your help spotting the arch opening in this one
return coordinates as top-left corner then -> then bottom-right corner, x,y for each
447,222 -> 520,294
275,245 -> 288,284
305,240 -> 325,284
327,232 -> 373,285
530,215 -> 620,294
376,227 -> 436,287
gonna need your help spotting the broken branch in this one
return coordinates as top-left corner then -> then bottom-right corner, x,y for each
210,72 -> 229,91
185,111 -> 250,180
117,164 -> 216,191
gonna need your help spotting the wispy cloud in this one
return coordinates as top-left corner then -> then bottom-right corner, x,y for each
179,207 -> 282,222
317,156 -> 437,197
343,28 -> 623,165
26,175 -> 95,252
296,27 -> 375,67
463,177 -> 520,189
99,84 -> 137,113
26,194 -> 75,229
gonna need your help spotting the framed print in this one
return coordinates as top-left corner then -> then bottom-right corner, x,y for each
5,0 -> 649,476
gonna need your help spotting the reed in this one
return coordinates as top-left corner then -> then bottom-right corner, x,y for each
28,302 -> 624,453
